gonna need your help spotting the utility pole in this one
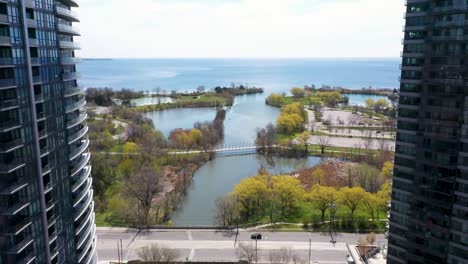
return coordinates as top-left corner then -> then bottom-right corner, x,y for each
308,233 -> 312,264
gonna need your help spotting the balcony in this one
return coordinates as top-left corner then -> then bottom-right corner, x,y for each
68,125 -> 88,144
67,113 -> 87,128
432,5 -> 468,13
34,93 -> 44,102
82,238 -> 96,264
0,180 -> 27,195
70,152 -> 90,177
59,40 -> 81,49
65,97 -> 86,113
0,78 -> 17,89
72,165 -> 91,192
0,36 -> 10,46
0,120 -> 22,133
74,190 -> 93,221
24,0 -> 34,8
61,57 -> 81,65
32,75 -> 42,84
72,178 -> 92,207
64,86 -> 83,97
0,57 -> 14,67
0,98 -> 19,111
75,202 -> 94,233
57,0 -> 79,8
28,38 -> 38,47
0,138 -> 24,153
30,57 -> 39,65
7,236 -> 33,254
56,6 -> 79,22
0,159 -> 26,174
0,14 -> 8,24
26,19 -> 37,28
62,71 -> 81,81
57,24 -> 80,35
5,217 -> 32,236
76,223 -> 95,252
38,129 -> 47,139
42,163 -> 52,175
69,139 -> 89,161
2,200 -> 30,216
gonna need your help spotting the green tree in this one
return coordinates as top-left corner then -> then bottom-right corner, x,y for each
291,87 -> 305,98
233,176 -> 269,221
266,93 -> 284,106
271,176 -> 304,217
306,185 -> 337,221
381,161 -> 394,178
338,187 -> 366,221
365,98 -> 376,109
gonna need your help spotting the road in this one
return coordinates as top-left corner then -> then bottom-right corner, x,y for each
96,228 -> 386,264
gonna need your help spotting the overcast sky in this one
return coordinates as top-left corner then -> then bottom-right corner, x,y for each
77,0 -> 405,58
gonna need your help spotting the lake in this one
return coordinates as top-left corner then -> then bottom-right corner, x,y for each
79,58 -> 400,225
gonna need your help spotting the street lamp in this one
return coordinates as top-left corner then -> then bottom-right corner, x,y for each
250,233 -> 262,263
329,202 -> 336,245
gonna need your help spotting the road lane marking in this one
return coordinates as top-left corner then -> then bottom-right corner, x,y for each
187,230 -> 193,241
189,249 -> 195,261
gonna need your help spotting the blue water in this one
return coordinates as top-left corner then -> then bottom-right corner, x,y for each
77,58 -> 400,92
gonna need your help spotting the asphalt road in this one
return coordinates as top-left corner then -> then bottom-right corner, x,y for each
96,228 -> 386,264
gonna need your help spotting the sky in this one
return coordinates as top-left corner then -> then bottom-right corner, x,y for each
77,0 -> 405,58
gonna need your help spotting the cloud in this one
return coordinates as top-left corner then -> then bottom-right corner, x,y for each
77,0 -> 405,58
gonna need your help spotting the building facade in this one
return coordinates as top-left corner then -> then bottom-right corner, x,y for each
388,0 -> 468,263
0,0 -> 96,263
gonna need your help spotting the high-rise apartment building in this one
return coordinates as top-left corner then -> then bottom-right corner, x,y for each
0,0 -> 96,263
388,0 -> 468,263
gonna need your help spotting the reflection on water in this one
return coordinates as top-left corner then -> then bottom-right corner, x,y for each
171,154 -> 323,226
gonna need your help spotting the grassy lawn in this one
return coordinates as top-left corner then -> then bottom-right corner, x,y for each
95,212 -> 128,227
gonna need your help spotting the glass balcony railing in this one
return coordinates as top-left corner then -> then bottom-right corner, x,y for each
7,235 -> 33,254
64,86 -> 82,97
67,113 -> 87,128
56,6 -> 79,21
0,78 -> 16,88
0,158 -> 25,174
0,57 -> 14,66
61,57 -> 81,64
62,72 -> 81,81
59,41 -> 81,50
65,97 -> 86,113
74,189 -> 93,221
2,200 -> 30,216
72,165 -> 91,192
57,24 -> 80,35
0,180 -> 27,195
70,152 -> 90,176
0,36 -> 10,46
0,120 -> 22,133
72,178 -> 91,207
58,0 -> 79,7
69,139 -> 89,160
68,125 -> 88,144
28,38 -> 38,46
0,138 -> 23,153
26,19 -> 37,28
0,98 -> 18,110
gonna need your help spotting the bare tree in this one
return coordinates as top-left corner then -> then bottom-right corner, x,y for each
215,196 -> 239,226
137,243 -> 180,263
197,85 -> 206,93
317,136 -> 331,154
123,163 -> 162,229
269,247 -> 304,264
237,242 -> 256,263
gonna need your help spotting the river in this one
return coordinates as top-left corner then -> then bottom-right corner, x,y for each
143,93 -> 388,225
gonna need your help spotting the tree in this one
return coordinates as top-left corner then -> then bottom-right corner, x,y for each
306,185 -> 337,222
310,168 -> 326,185
374,98 -> 390,112
233,176 -> 269,221
352,164 -> 382,193
237,242 -> 256,263
277,114 -> 303,134
197,85 -> 206,93
362,192 -> 380,221
256,123 -> 277,151
268,247 -> 294,264
122,163 -> 162,228
365,98 -> 376,109
137,243 -> 180,263
271,176 -> 304,217
366,232 -> 377,245
381,161 -> 394,179
317,136 -> 331,154
297,131 -> 310,154
338,187 -> 366,220
266,93 -> 284,106
291,87 -> 305,98
122,141 -> 139,154
214,195 -> 239,226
